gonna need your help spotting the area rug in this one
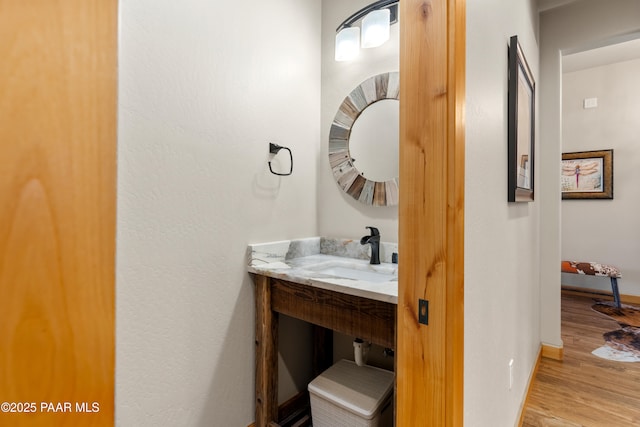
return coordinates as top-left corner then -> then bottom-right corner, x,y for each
591,301 -> 640,362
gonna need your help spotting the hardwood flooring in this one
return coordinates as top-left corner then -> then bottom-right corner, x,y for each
522,294 -> 640,426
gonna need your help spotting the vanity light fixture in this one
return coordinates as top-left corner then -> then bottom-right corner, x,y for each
335,27 -> 361,61
335,0 -> 399,62
361,8 -> 390,48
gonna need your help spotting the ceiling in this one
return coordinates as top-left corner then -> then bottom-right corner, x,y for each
563,37 -> 640,73
537,0 -> 640,72
537,0 -> 583,12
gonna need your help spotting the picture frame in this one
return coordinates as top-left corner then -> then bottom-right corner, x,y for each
508,35 -> 535,202
561,149 -> 613,199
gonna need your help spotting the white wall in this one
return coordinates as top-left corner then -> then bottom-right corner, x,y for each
116,0 -> 321,425
561,58 -> 640,296
465,0 -> 541,425
322,1 -> 543,424
319,0 -> 400,374
114,1 -> 640,425
319,0 -> 399,243
540,0 -> 640,348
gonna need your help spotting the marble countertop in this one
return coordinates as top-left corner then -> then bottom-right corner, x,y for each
247,237 -> 398,304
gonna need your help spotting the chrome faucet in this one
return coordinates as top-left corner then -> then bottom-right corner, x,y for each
360,226 -> 381,265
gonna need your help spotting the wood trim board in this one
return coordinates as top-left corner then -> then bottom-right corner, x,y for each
561,285 -> 640,306
517,346 -> 543,426
271,278 -> 396,349
397,0 -> 466,425
541,344 -> 564,361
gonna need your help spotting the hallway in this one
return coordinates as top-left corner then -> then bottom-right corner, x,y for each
522,293 -> 640,426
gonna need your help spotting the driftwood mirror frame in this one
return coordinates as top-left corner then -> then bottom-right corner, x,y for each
328,71 -> 399,207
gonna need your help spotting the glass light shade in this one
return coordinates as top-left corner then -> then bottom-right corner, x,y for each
361,9 -> 390,48
335,27 -> 360,61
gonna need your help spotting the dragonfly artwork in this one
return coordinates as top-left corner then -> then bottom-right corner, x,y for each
561,150 -> 613,200
561,158 -> 603,192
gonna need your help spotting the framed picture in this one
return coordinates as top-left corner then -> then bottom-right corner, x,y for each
561,149 -> 613,199
508,35 -> 535,202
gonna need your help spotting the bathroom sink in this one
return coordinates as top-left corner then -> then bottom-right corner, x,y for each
305,260 -> 397,283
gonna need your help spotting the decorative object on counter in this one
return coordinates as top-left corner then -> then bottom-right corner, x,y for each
329,71 -> 399,206
508,35 -> 536,202
334,0 -> 399,61
561,149 -> 613,199
268,142 -> 293,176
360,226 -> 381,264
561,260 -> 622,308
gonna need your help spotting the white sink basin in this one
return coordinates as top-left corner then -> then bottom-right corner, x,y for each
305,260 -> 397,283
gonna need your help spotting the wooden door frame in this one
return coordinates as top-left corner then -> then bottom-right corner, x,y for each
398,0 -> 465,425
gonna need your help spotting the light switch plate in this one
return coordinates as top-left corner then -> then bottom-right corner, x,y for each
418,299 -> 429,325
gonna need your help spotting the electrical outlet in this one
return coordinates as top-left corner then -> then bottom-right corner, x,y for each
509,359 -> 514,390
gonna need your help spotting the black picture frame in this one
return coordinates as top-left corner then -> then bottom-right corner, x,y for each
561,149 -> 614,199
508,35 -> 535,202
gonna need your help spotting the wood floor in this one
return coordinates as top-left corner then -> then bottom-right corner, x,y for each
522,293 -> 640,426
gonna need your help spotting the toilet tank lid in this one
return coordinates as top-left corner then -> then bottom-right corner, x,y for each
308,359 -> 394,419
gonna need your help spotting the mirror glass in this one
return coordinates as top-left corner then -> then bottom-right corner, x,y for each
349,99 -> 399,182
328,71 -> 399,207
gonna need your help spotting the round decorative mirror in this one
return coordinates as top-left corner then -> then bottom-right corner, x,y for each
329,71 -> 399,206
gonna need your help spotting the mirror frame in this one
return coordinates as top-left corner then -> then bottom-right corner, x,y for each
329,71 -> 399,207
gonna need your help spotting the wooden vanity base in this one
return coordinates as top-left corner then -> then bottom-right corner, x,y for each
253,274 -> 396,427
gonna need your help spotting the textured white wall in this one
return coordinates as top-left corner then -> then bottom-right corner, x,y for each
319,0 -> 400,373
465,0 -> 541,425
540,0 -> 640,348
116,0 -> 321,425
318,0 -> 399,243
113,1 -> 640,425
322,1 -> 542,424
561,58 -> 640,296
